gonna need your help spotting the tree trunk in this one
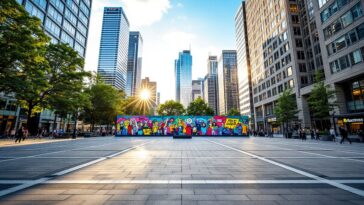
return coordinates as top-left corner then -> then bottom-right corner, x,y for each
72,112 -> 77,139
53,113 -> 57,132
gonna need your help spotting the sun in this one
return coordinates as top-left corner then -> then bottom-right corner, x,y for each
140,89 -> 151,101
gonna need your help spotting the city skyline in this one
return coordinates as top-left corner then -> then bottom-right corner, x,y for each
84,0 -> 241,103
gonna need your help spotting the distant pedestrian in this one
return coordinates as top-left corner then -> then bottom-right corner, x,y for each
15,127 -> 24,143
310,129 -> 315,140
339,127 -> 352,144
329,127 -> 336,142
315,129 -> 320,140
358,129 -> 364,143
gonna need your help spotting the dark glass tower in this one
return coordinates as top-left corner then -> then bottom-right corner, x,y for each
126,31 -> 143,96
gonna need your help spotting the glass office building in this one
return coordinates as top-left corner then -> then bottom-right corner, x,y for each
218,50 -> 239,115
203,56 -> 219,115
17,0 -> 92,57
126,31 -> 143,96
175,50 -> 193,108
97,7 -> 130,90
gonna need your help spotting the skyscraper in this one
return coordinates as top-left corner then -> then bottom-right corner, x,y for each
218,50 -> 239,115
126,31 -> 143,96
141,77 -> 157,110
175,50 -> 192,108
97,7 -> 130,90
203,55 -> 219,115
192,79 -> 204,101
17,0 -> 92,57
235,1 -> 253,119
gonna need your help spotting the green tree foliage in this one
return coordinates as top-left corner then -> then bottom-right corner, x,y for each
227,108 -> 240,116
7,43 -> 88,133
307,71 -> 336,120
0,0 -> 49,90
81,81 -> 125,130
274,89 -> 299,136
157,100 -> 185,116
186,97 -> 214,115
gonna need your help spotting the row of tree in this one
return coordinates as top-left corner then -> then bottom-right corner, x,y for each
157,97 -> 240,116
274,70 -> 335,136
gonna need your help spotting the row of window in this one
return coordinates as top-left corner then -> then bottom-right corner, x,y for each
324,3 -> 363,39
330,46 -> 364,73
253,80 -> 295,103
255,67 -> 293,95
321,0 -> 353,23
264,42 -> 290,68
327,23 -> 364,55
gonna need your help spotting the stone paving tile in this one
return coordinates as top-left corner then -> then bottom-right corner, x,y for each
1,137 -> 364,204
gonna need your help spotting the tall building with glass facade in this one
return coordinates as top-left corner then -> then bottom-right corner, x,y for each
97,7 -> 130,90
192,79 -> 204,101
17,0 -> 92,57
175,50 -> 192,108
203,55 -> 219,115
126,31 -> 143,96
235,1 -> 254,119
218,50 -> 239,115
0,0 -> 92,135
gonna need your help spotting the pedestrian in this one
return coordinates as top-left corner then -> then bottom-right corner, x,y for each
329,127 -> 336,142
303,129 -> 307,140
22,127 -> 28,141
310,129 -> 314,140
15,126 -> 24,143
358,129 -> 364,143
299,128 -> 303,140
339,126 -> 352,144
315,129 -> 320,140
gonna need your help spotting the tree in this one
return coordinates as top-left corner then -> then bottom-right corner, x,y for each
157,100 -> 185,116
9,43 -> 88,133
81,81 -> 125,131
186,97 -> 214,115
274,89 -> 299,137
307,71 -> 336,126
227,108 -> 240,116
0,0 -> 49,91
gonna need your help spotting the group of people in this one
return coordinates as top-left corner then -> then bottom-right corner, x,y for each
14,126 -> 29,143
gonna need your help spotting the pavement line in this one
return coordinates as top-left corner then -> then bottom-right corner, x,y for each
1,179 -> 364,184
53,141 -> 152,176
0,141 -> 152,198
206,139 -> 364,197
0,178 -> 49,197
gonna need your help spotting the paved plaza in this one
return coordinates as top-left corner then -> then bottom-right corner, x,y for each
0,137 -> 363,204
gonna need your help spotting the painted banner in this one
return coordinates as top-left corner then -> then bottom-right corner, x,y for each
115,115 -> 249,136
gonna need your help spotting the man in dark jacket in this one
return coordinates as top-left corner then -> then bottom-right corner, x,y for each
15,127 -> 24,143
339,126 -> 352,144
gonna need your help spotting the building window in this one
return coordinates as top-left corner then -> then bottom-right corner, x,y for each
350,50 -> 363,65
320,0 -> 353,23
287,66 -> 293,76
297,51 -> 305,60
63,20 -> 76,36
25,1 -> 44,22
45,18 -> 60,37
32,0 -> 46,10
61,32 -> 74,46
289,79 -> 294,88
50,0 -> 64,13
65,9 -> 77,25
48,6 -> 62,24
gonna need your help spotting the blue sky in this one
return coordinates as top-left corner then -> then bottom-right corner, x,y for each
85,0 -> 242,103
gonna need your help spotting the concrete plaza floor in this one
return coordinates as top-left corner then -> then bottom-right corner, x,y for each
0,136 -> 363,204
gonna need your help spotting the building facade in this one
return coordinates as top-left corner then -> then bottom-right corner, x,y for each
126,31 -> 143,97
235,1 -> 254,120
192,79 -> 204,101
241,0 -> 364,134
313,0 -> 364,134
218,50 -> 239,115
97,7 -> 129,90
141,77 -> 157,111
203,55 -> 219,115
175,50 -> 193,108
0,0 -> 92,135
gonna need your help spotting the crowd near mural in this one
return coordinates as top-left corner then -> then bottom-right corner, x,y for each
116,116 -> 249,136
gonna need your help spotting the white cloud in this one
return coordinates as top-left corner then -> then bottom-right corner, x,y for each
176,2 -> 184,8
122,0 -> 171,28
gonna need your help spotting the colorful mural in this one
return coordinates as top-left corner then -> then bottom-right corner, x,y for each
116,116 -> 249,136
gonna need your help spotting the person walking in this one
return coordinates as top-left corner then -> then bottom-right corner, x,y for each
310,129 -> 315,140
339,126 -> 352,144
315,129 -> 320,140
14,127 -> 24,143
329,127 -> 336,142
